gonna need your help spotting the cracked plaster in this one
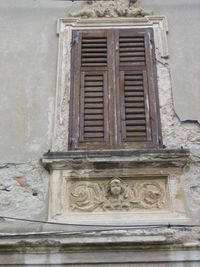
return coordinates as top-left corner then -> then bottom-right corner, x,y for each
0,161 -> 49,220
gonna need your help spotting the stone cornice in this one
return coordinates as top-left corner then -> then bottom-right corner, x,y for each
0,227 -> 200,253
42,149 -> 190,171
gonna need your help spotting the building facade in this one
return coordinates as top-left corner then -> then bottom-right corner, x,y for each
0,0 -> 200,266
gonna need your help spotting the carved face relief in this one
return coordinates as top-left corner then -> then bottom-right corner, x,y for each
68,177 -> 167,213
110,179 -> 123,196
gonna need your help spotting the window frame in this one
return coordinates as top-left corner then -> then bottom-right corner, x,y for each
52,17 -> 169,152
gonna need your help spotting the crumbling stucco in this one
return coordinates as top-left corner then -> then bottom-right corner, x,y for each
0,162 -> 49,220
156,57 -> 200,223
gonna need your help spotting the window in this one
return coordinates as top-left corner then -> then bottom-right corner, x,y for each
69,28 -> 161,150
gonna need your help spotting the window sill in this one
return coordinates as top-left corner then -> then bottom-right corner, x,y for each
42,148 -> 189,171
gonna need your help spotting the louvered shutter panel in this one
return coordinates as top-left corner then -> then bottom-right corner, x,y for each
70,28 -> 161,150
70,30 -> 110,150
117,29 -> 160,148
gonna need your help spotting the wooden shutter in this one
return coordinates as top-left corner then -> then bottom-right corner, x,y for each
117,29 -> 161,148
70,30 -> 110,150
69,28 -> 161,150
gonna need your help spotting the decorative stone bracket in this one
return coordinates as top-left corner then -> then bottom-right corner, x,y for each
42,149 -> 190,225
70,0 -> 152,19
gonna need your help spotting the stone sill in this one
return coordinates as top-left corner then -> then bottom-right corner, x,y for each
42,149 -> 190,171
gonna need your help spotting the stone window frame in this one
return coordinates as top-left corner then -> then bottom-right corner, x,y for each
42,17 -> 192,224
51,16 -> 169,152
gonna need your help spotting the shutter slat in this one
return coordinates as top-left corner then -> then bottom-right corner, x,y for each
84,133 -> 104,138
84,120 -> 104,126
126,114 -> 146,119
125,91 -> 144,96
125,97 -> 144,102
126,119 -> 146,125
126,132 -> 146,137
84,126 -> 104,132
84,103 -> 104,108
125,103 -> 145,108
119,37 -> 144,42
126,108 -> 145,113
84,114 -> 104,120
126,126 -> 146,131
120,42 -> 144,47
84,109 -> 104,114
120,47 -> 145,52
84,92 -> 104,97
125,81 -> 143,85
84,98 -> 103,103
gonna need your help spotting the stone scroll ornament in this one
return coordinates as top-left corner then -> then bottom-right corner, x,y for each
69,178 -> 165,212
70,0 -> 152,18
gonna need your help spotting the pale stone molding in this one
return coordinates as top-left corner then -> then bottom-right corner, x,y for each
0,229 -> 200,265
52,16 -> 168,152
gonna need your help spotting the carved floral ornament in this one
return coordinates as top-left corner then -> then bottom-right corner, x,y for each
69,177 -> 166,212
70,0 -> 152,18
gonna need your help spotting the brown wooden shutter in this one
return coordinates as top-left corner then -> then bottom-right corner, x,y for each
69,28 -> 161,150
117,28 -> 161,148
70,30 -> 110,150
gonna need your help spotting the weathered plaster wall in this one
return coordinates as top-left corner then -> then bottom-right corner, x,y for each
0,161 -> 49,220
0,0 -> 83,163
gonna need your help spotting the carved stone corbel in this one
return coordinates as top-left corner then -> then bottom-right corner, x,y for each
70,0 -> 152,19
